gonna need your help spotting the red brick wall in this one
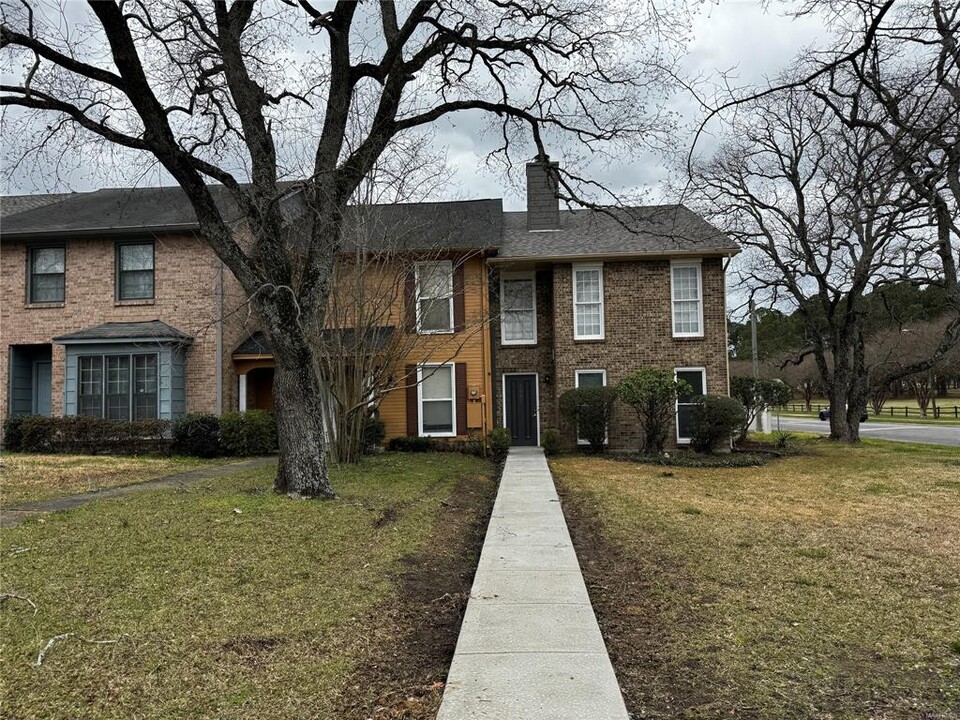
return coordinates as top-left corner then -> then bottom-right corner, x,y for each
0,233 -> 257,422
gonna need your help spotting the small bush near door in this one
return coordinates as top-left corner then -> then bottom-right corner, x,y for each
172,414 -> 222,457
487,427 -> 511,462
559,387 -> 618,454
541,427 -> 561,456
220,410 -> 278,456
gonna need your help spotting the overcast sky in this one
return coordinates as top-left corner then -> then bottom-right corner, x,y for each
2,1 -> 833,205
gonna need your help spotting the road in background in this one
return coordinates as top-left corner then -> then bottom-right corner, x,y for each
772,416 -> 960,447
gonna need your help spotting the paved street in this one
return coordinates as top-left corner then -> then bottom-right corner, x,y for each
772,416 -> 960,447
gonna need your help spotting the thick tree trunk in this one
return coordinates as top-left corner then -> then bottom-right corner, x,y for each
827,382 -> 861,443
273,355 -> 334,498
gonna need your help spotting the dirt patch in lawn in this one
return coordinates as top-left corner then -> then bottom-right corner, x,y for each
558,486 -> 723,717
334,467 -> 498,720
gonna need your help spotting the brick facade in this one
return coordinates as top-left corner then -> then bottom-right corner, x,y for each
0,233 -> 256,423
492,257 -> 730,450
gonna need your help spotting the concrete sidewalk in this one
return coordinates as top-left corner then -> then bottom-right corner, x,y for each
436,447 -> 628,720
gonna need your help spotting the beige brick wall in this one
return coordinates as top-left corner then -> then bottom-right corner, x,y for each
0,233 -> 257,422
492,256 -> 731,450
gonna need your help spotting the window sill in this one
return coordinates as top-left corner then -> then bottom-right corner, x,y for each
501,340 -> 538,347
421,432 -> 456,438
417,329 -> 455,336
25,302 -> 65,309
573,337 -> 605,343
115,299 -> 156,307
672,334 -> 705,340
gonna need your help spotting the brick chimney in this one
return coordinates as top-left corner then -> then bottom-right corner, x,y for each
525,154 -> 560,230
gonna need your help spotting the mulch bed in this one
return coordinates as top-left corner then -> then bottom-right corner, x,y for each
333,465 -> 499,719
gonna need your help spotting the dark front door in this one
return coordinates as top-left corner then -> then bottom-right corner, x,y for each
504,374 -> 538,446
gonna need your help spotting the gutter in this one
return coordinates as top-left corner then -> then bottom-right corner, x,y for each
487,247 -> 741,264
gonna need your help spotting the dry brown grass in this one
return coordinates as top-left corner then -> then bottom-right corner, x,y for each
553,439 -> 960,719
0,453 -> 226,507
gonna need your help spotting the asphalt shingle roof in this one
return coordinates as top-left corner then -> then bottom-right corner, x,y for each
1,193 -> 74,219
54,320 -> 193,344
498,205 -> 737,260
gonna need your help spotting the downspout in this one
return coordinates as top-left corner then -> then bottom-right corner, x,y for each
487,260 -> 499,430
215,260 -> 224,414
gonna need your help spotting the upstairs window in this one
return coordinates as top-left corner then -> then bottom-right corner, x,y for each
671,261 -> 703,337
573,264 -> 604,340
416,260 -> 453,333
676,367 -> 706,443
116,241 -> 155,301
29,246 -> 65,303
501,273 -> 537,345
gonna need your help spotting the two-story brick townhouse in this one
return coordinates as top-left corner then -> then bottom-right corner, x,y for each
1,159 -> 737,450
490,159 -> 739,450
0,188 -> 501,441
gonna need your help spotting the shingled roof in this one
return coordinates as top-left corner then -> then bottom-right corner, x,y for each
54,320 -> 193,344
1,193 -> 74,219
496,205 -> 737,261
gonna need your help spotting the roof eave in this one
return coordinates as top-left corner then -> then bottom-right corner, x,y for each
488,246 -> 741,264
1,223 -> 200,242
53,335 -> 194,345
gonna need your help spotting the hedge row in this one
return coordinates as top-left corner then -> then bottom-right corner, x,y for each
2,410 -> 278,457
386,427 -> 510,462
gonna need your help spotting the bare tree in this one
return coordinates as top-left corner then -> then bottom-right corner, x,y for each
1,1 -> 683,496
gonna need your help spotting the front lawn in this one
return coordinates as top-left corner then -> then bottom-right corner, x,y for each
552,440 -> 960,719
0,453 -> 231,507
1,452 -> 495,719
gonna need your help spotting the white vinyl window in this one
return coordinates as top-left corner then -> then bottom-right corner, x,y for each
575,369 -> 607,445
573,263 -> 604,340
501,272 -> 537,345
416,260 -> 454,334
418,364 -> 456,437
671,261 -> 703,337
675,367 -> 706,443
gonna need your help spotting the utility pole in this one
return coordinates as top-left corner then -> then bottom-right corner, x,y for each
750,298 -> 764,433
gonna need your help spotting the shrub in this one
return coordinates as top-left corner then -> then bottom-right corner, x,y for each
690,395 -> 745,453
541,427 -> 561,457
2,415 -> 30,451
172,413 -> 222,457
487,427 -> 511,462
220,410 -> 277,456
386,435 -> 438,452
730,376 -> 793,441
558,387 -> 618,453
617,369 -> 691,455
361,417 -> 386,453
18,416 -> 57,453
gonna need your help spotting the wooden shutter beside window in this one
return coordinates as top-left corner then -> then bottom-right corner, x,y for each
404,270 -> 417,333
405,364 -> 418,436
455,363 -> 467,436
453,262 -> 466,332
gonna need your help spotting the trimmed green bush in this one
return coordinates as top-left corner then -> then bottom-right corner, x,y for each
3,415 -> 170,455
690,395 -> 746,453
361,417 -> 386,453
220,410 -> 277,456
617,369 -> 691,455
541,427 -> 561,457
386,435 -> 438,452
2,415 -> 30,451
487,427 -> 511,462
558,386 -> 618,453
172,413 -> 221,457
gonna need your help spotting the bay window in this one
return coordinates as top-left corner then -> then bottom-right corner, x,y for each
78,353 -> 159,419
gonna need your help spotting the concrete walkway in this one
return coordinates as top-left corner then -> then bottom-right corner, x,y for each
436,447 -> 628,720
1,456 -> 276,529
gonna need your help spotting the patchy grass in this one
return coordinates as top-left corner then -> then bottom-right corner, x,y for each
0,453 -> 231,507
1,452 -> 493,719
552,440 -> 960,719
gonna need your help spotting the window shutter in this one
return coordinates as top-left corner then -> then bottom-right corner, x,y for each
455,363 -> 468,435
404,270 -> 417,333
405,365 -> 419,436
453,262 -> 466,332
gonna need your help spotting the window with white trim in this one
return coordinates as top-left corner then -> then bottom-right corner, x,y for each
573,264 -> 604,340
501,273 -> 536,345
675,368 -> 706,443
419,364 -> 456,436
671,261 -> 703,337
575,369 -> 607,444
416,260 -> 454,333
